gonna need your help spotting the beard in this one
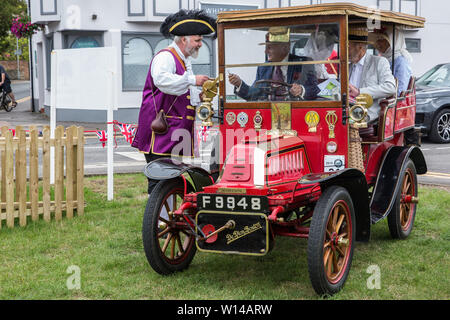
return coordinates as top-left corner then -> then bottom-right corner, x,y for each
186,37 -> 200,59
186,44 -> 200,59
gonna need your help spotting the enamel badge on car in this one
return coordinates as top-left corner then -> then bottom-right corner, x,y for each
237,112 -> 249,128
226,112 -> 236,125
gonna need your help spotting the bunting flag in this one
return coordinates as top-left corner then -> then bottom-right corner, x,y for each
95,130 -> 108,148
197,126 -> 210,143
116,123 -> 137,144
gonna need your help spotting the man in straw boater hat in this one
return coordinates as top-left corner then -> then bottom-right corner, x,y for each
228,26 -> 320,101
348,25 -> 396,123
131,9 -> 216,194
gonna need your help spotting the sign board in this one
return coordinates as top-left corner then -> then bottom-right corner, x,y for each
200,3 -> 259,18
52,47 -> 118,110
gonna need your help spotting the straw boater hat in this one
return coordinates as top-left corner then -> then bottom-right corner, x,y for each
348,25 -> 369,43
368,30 -> 391,45
160,9 -> 217,39
259,26 -> 291,45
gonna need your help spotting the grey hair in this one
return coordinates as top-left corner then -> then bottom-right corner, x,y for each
174,35 -> 183,43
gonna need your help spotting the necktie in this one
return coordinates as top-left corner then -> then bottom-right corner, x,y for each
272,66 -> 286,99
273,66 -> 284,82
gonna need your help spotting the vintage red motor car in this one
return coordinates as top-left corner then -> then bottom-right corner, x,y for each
142,3 -> 427,295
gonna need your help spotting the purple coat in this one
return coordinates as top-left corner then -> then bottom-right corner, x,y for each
131,48 -> 196,157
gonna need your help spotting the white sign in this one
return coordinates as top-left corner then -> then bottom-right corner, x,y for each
52,47 -> 118,110
324,155 -> 345,172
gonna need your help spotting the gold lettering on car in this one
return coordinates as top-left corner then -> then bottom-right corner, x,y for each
225,222 -> 262,244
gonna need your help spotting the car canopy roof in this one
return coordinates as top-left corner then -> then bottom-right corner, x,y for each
217,2 -> 425,29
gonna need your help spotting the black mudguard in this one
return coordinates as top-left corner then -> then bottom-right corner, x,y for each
300,169 -> 371,242
370,146 -> 427,224
144,158 -> 215,192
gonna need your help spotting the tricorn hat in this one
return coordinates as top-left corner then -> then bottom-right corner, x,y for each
160,9 -> 217,39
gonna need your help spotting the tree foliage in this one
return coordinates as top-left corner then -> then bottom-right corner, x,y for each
0,0 -> 29,60
0,0 -> 28,39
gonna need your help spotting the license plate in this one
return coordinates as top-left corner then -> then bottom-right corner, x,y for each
197,194 -> 268,213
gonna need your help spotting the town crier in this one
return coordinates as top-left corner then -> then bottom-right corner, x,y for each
131,9 -> 216,194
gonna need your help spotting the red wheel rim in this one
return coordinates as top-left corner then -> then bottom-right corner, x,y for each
156,188 -> 195,265
323,200 -> 352,284
400,168 -> 416,231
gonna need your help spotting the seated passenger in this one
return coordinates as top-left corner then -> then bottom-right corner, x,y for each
370,28 -> 413,95
228,27 -> 320,101
348,26 -> 396,123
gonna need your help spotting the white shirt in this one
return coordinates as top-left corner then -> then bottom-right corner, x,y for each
349,52 -> 367,89
275,55 -> 289,80
150,41 -> 202,106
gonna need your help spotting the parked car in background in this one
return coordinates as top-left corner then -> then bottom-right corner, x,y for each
415,63 -> 450,143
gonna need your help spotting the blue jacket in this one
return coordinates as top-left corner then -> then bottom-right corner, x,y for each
235,54 -> 320,101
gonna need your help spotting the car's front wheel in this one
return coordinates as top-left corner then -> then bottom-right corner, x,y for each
429,108 -> 450,143
307,186 -> 355,296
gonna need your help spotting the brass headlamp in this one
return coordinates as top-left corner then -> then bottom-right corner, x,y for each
197,76 -> 219,127
349,93 -> 373,128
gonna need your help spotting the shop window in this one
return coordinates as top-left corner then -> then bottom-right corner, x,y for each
70,36 -> 100,49
123,37 -> 153,90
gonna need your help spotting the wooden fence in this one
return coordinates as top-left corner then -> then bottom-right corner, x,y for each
0,125 -> 85,229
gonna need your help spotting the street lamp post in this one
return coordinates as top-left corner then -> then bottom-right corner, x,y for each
15,37 -> 21,80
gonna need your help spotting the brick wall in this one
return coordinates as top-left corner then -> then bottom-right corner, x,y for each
0,60 -> 30,80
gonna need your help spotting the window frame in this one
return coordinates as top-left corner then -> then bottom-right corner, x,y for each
399,0 -> 418,16
220,17 -> 344,106
377,0 -> 393,11
405,37 -> 421,53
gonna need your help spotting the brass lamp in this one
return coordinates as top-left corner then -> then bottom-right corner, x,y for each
197,76 -> 219,127
349,93 -> 373,128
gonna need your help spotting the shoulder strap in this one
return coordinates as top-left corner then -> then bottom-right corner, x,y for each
159,47 -> 186,71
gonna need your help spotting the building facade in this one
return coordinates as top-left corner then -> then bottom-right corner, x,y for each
29,0 -> 449,122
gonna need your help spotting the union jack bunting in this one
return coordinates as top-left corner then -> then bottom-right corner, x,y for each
197,126 -> 210,143
95,130 -> 108,148
116,123 -> 137,144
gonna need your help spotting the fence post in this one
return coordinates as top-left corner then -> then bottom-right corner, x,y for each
42,126 -> 51,222
17,126 -> 27,227
1,127 -> 7,207
66,126 -> 74,219
5,130 -> 14,228
54,126 -> 64,221
77,126 -> 84,216
30,126 -> 39,221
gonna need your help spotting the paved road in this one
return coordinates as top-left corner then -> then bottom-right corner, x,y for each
417,140 -> 450,187
11,81 -> 31,101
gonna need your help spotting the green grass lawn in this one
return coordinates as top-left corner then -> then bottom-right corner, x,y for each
0,173 -> 448,300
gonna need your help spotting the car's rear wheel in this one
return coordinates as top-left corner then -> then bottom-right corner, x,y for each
388,159 -> 418,239
307,186 -> 355,296
429,108 -> 450,143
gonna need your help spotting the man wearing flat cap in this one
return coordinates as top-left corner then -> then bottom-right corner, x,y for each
132,9 -> 216,194
348,25 -> 396,123
228,27 -> 320,101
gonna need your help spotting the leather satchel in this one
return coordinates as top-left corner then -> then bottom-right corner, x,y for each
151,109 -> 169,134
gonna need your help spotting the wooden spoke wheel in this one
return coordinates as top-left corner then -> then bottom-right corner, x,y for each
388,159 -> 418,239
307,186 -> 355,295
142,179 -> 196,275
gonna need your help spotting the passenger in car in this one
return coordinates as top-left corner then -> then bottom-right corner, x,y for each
348,26 -> 396,123
370,28 -> 413,95
228,27 -> 320,101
